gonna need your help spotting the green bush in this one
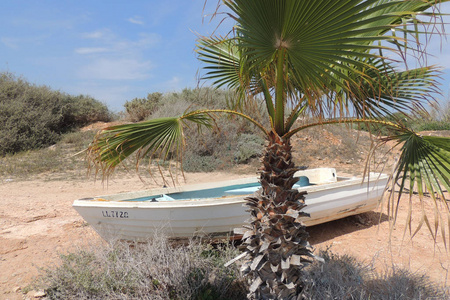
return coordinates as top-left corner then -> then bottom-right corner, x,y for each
124,92 -> 162,122
182,154 -> 221,172
415,121 -> 450,131
234,133 -> 264,164
166,87 -> 230,109
61,95 -> 112,128
0,72 -> 111,155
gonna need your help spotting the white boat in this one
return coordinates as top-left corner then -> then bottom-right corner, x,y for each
73,168 -> 389,241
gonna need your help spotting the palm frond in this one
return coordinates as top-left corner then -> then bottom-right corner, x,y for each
197,37 -> 243,90
388,132 -> 450,205
381,131 -> 450,246
226,0 -> 442,93
202,0 -> 446,136
87,117 -> 187,178
86,110 -> 217,178
86,109 -> 268,179
285,118 -> 450,244
341,61 -> 441,119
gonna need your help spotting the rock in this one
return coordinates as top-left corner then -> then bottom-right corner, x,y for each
26,290 -> 46,298
33,290 -> 46,298
12,286 -> 21,293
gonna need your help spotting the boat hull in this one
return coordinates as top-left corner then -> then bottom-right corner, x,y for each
73,169 -> 388,240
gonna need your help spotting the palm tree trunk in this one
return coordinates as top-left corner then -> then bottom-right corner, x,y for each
240,131 -> 314,300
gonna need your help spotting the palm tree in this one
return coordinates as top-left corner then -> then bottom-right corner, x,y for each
87,1 -> 450,299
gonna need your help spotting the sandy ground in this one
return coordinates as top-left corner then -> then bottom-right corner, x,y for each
0,172 -> 449,299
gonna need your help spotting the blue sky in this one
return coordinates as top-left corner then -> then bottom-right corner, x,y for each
0,1 -> 449,112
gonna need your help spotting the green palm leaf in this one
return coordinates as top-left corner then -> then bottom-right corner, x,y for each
197,37 -> 244,90
387,133 -> 450,198
200,0 -> 447,136
87,111 -> 214,177
342,61 -> 441,119
87,118 -> 185,177
381,131 -> 450,245
86,109 -> 267,178
227,0 -> 436,92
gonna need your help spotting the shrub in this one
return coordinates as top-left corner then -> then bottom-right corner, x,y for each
182,154 -> 222,172
166,87 -> 230,109
35,240 -> 448,300
61,95 -> 112,128
124,92 -> 162,122
0,72 -> 111,155
234,133 -> 264,164
364,268 -> 447,300
415,121 -> 450,131
301,249 -> 448,299
37,235 -> 247,300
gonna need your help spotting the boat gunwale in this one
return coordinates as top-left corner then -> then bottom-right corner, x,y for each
73,172 -> 389,209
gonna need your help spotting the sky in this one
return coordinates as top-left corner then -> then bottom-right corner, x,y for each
0,1 -> 449,112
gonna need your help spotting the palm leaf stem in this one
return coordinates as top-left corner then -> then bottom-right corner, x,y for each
260,76 -> 275,125
285,94 -> 307,132
283,118 -> 404,139
182,109 -> 269,137
274,49 -> 286,134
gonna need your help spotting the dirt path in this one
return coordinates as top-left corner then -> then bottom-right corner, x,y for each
1,173 -> 449,299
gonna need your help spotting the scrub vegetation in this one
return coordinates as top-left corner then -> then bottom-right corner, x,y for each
0,72 -> 112,156
34,235 -> 448,300
1,81 -> 448,180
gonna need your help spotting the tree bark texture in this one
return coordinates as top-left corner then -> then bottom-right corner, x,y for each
239,131 -> 314,300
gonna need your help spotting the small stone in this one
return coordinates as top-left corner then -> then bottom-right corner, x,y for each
26,290 -> 46,299
12,286 -> 21,293
33,290 -> 46,298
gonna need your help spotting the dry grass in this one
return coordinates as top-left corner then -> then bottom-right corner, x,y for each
0,130 -> 97,180
33,235 -> 449,299
35,234 -> 247,300
302,250 -> 449,299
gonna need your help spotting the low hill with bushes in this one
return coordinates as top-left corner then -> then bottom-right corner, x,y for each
0,72 -> 112,155
1,80 -> 449,179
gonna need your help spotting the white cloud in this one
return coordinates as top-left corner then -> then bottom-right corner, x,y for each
1,35 -> 48,49
135,33 -> 161,47
77,58 -> 153,80
161,76 -> 181,90
78,29 -> 160,55
128,16 -> 144,25
75,47 -> 109,54
81,29 -> 112,40
75,29 -> 162,85
1,37 -> 19,49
